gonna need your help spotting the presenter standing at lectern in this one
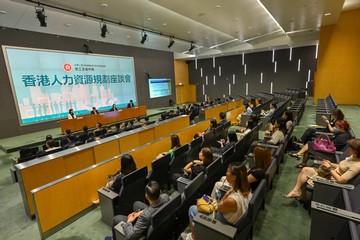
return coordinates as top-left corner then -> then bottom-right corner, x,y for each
91,107 -> 99,115
109,104 -> 118,112
68,109 -> 76,119
127,100 -> 135,108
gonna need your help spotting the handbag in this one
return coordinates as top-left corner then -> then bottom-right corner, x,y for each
197,194 -> 218,214
312,134 -> 336,154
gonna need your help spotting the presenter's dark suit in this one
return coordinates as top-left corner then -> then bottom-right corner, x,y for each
91,110 -> 99,115
127,103 -> 134,108
109,107 -> 118,112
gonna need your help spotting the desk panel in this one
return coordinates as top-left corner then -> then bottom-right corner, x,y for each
93,140 -> 120,164
32,158 -> 119,235
63,148 -> 95,175
19,158 -> 66,216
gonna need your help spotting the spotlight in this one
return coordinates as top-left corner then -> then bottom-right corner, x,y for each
140,30 -> 148,44
100,21 -> 108,38
189,42 -> 195,52
167,37 -> 175,48
35,6 -> 47,27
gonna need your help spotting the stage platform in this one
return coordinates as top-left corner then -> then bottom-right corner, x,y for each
0,107 -> 174,154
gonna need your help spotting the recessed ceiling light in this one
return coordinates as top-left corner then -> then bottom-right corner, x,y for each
216,5 -> 221,8
235,18 -> 239,21
324,12 -> 331,16
187,31 -> 191,34
257,33 -> 261,35
146,17 -> 152,21
248,26 -> 252,29
65,23 -> 71,27
101,3 -> 108,7
0,10 -> 7,14
162,23 -> 167,26
126,35 -> 130,38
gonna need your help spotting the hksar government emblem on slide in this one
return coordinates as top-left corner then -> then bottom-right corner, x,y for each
63,63 -> 72,72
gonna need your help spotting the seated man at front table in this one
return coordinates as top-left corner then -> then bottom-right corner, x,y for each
111,181 -> 169,240
109,104 -> 118,112
91,107 -> 99,115
127,100 -> 135,108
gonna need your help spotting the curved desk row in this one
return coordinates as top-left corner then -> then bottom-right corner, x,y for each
28,102 -> 246,239
16,115 -> 189,218
30,119 -> 211,239
199,98 -> 244,122
59,105 -> 147,133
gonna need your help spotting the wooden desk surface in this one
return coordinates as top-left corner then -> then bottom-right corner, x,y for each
59,105 -> 147,133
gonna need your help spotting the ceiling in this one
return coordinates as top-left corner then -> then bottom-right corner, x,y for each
1,0 -> 359,59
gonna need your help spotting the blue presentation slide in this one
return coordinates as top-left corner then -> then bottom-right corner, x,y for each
148,78 -> 172,98
3,46 -> 137,125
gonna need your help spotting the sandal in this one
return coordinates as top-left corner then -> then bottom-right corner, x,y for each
288,152 -> 301,160
295,163 -> 306,169
282,192 -> 301,199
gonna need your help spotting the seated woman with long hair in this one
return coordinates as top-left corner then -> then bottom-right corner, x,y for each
289,120 -> 351,168
211,147 -> 272,198
284,139 -> 360,200
156,134 -> 181,159
106,154 -> 137,194
182,163 -> 252,240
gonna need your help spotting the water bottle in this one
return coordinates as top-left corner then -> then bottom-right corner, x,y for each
215,190 -> 222,202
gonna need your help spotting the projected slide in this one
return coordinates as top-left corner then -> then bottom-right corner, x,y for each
3,46 -> 137,125
148,78 -> 172,98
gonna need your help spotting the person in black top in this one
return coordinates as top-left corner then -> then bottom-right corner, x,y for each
60,129 -> 72,148
107,154 -> 137,194
90,107 -> 99,115
218,112 -> 227,126
211,131 -> 237,155
127,100 -> 135,108
183,147 -> 213,180
78,125 -> 90,143
109,104 -> 118,111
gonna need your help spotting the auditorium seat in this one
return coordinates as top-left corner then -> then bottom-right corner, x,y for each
186,137 -> 203,163
148,154 -> 171,190
98,166 -> 148,226
169,144 -> 190,187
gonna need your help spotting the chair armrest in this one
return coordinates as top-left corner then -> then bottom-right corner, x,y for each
315,132 -> 334,137
97,187 -> 119,200
257,143 -> 280,149
313,177 -> 355,190
177,177 -> 192,194
193,213 -> 237,239
114,221 -> 127,240
311,201 -> 360,223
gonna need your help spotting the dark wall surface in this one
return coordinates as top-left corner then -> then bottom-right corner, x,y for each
188,46 -> 317,101
0,28 -> 175,138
